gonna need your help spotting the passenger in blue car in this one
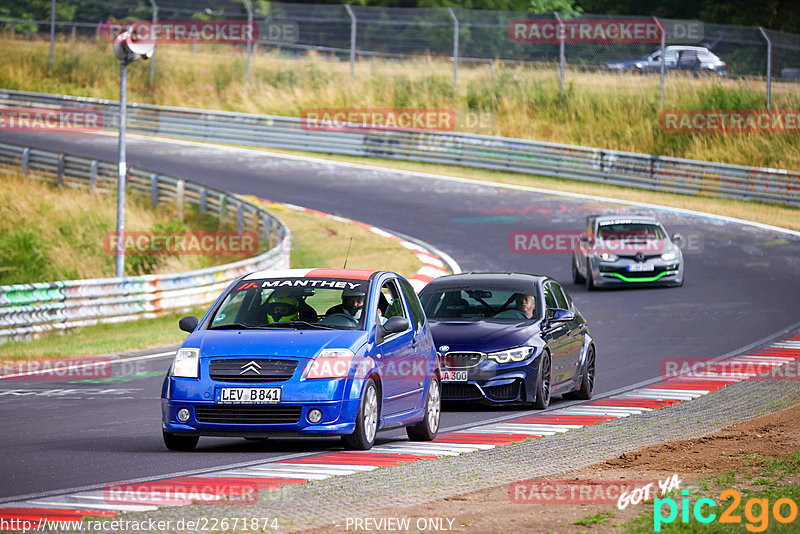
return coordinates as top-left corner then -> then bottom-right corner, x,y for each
325,288 -> 366,319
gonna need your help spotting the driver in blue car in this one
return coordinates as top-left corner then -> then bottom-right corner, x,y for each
325,288 -> 366,319
514,293 -> 536,319
266,294 -> 301,323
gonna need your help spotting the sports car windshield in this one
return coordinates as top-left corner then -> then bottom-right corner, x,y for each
420,287 -> 541,322
208,277 -> 371,330
596,222 -> 666,241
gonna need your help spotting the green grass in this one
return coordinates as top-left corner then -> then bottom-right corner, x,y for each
2,36 -> 799,170
0,198 -> 421,361
573,511 -> 615,526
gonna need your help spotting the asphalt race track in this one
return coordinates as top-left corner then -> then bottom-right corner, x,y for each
1,130 -> 799,501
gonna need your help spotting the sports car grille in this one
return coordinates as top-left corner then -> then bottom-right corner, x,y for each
440,352 -> 485,369
599,265 -> 672,278
194,405 -> 302,424
484,381 -> 521,400
442,383 -> 482,399
209,359 -> 298,382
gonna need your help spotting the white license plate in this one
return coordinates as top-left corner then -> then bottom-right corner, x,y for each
441,370 -> 468,382
216,387 -> 281,404
628,263 -> 655,272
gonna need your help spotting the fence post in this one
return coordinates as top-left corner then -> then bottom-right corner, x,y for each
21,147 -> 30,175
758,27 -> 772,110
344,4 -> 356,82
243,0 -> 253,87
554,11 -> 565,95
149,0 -> 158,87
150,174 -> 159,205
176,179 -> 185,221
654,17 -> 665,109
219,194 -> 227,228
90,160 -> 98,191
71,24 -> 76,42
448,7 -> 459,91
199,187 -> 207,215
56,153 -> 65,186
49,0 -> 56,72
236,202 -> 244,232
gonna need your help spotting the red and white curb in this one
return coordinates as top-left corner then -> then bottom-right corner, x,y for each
256,198 -> 458,291
2,334 -> 798,526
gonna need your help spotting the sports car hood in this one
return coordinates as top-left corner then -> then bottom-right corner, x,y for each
429,320 -> 540,353
184,330 -> 368,359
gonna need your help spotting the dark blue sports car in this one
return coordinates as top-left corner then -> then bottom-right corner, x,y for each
418,273 -> 595,409
162,268 -> 441,451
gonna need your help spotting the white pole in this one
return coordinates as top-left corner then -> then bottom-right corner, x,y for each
115,59 -> 128,278
149,0 -> 158,87
448,7 -> 459,91
345,4 -> 356,82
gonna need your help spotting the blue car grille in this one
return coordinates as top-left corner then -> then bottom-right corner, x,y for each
442,383 -> 482,399
440,352 -> 485,369
484,381 -> 521,400
194,405 -> 302,424
209,358 -> 298,382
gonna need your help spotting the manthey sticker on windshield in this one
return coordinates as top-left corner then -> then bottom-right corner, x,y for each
237,278 -> 368,292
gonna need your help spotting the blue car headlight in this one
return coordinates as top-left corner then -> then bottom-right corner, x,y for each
487,346 -> 534,364
303,348 -> 356,379
171,348 -> 200,378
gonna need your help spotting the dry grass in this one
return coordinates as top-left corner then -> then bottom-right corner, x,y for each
1,36 -> 799,170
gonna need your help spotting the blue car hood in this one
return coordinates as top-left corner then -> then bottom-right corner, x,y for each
185,329 -> 368,359
429,320 -> 540,353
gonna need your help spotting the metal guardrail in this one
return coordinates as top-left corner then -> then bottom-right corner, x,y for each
0,141 -> 291,343
1,88 -> 797,207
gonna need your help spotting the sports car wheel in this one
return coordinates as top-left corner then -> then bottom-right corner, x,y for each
343,378 -> 379,450
572,257 -> 585,284
564,345 -> 595,400
407,376 -> 440,441
163,431 -> 198,451
585,262 -> 596,291
532,352 -> 551,410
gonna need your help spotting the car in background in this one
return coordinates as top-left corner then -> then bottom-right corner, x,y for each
418,272 -> 595,409
161,268 -> 440,451
604,46 -> 727,75
572,215 -> 684,289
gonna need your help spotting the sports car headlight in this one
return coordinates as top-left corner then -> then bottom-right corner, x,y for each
304,349 -> 355,379
661,250 -> 679,261
171,348 -> 200,378
599,252 -> 618,262
487,347 -> 534,364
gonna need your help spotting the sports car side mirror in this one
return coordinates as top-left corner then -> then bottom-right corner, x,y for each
549,309 -> 575,323
179,315 -> 199,333
579,234 -> 591,244
671,233 -> 684,245
376,316 -> 409,344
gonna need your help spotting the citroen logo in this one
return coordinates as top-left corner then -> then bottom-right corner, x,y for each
240,360 -> 262,375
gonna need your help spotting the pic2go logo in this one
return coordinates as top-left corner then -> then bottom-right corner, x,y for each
654,489 -> 798,532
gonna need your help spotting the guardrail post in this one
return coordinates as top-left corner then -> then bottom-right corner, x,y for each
21,147 -> 30,175
554,12 -> 565,96
344,4 -> 356,82
219,194 -> 227,228
758,27 -> 772,109
90,160 -> 98,190
236,202 -> 244,232
199,187 -> 207,215
176,179 -> 185,221
243,0 -> 253,87
49,0 -> 55,72
150,174 -> 159,205
149,0 -> 158,87
56,153 -> 65,186
71,24 -> 76,42
448,7 -> 459,91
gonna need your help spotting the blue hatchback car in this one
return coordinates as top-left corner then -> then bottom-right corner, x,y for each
418,273 -> 596,409
161,268 -> 441,450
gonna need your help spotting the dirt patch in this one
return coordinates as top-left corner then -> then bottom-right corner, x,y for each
305,403 -> 800,533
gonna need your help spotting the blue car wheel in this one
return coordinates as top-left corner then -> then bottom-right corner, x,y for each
342,378 -> 379,450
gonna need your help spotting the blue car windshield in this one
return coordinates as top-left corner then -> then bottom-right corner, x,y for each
209,277 -> 371,330
420,288 -> 540,322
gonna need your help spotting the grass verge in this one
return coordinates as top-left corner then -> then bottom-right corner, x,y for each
0,199 -> 422,362
2,37 -> 799,169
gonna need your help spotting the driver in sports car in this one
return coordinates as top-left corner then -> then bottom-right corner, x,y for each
265,292 -> 318,323
325,288 -> 366,319
515,293 -> 536,319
